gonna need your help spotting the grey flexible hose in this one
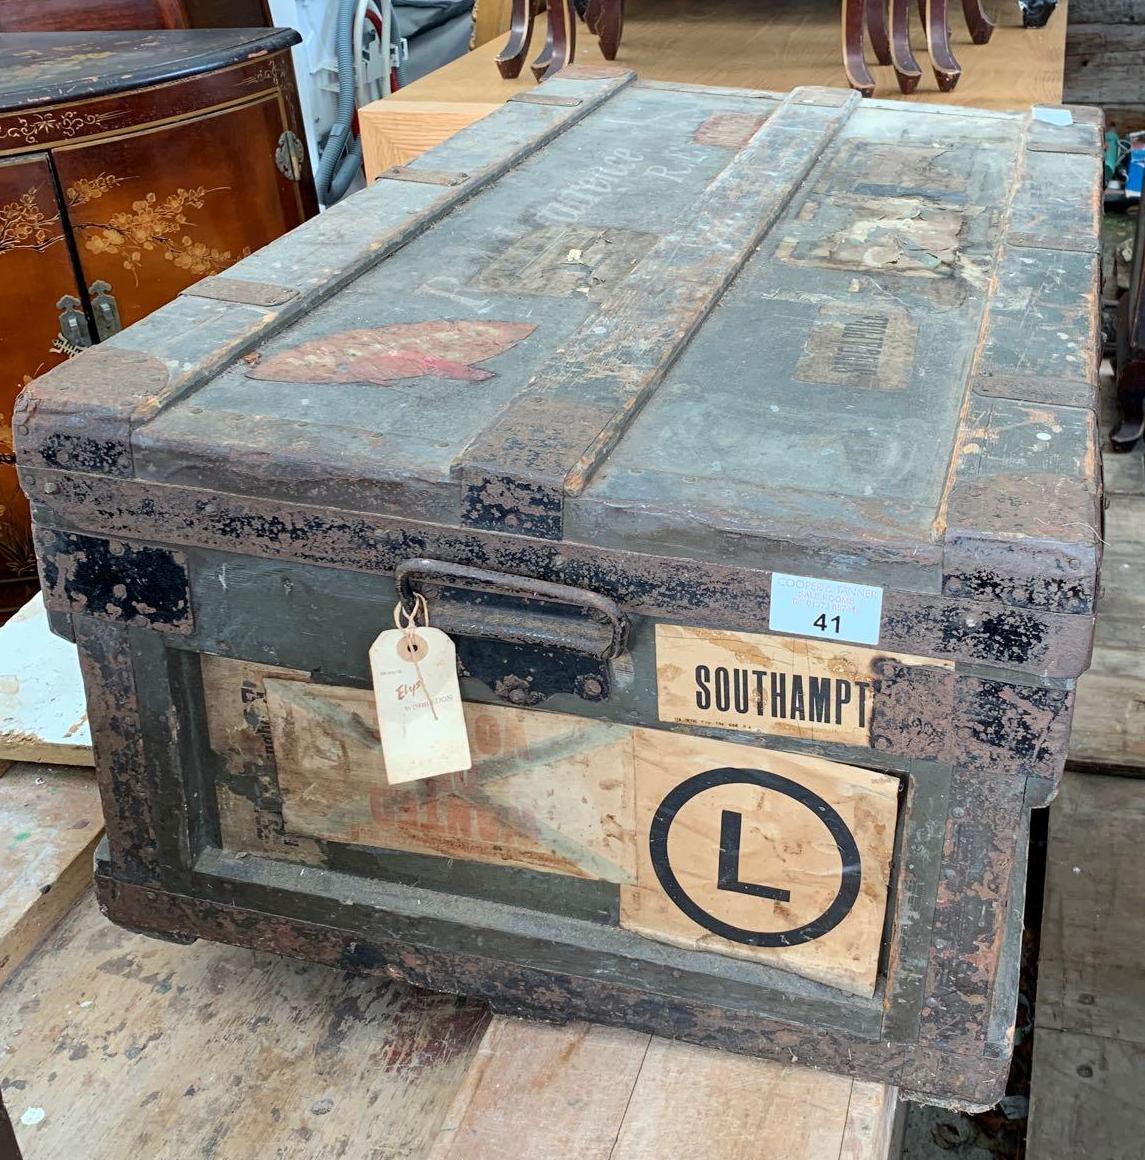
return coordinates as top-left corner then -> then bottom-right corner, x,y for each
328,138 -> 364,203
315,0 -> 360,205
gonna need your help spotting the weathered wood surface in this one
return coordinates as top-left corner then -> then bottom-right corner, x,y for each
1064,23 -> 1145,110
0,762 -> 101,988
654,624 -> 949,748
0,893 -> 900,1160
1036,773 -> 1145,1042
430,1016 -> 901,1160
267,679 -> 639,882
0,894 -> 489,1160
14,56 -> 1100,1105
11,740 -> 919,1160
1029,773 -> 1145,1158
1069,372 -> 1145,772
1069,0 -> 1145,20
1029,1031 -> 1145,1160
620,728 -> 898,997
1071,646 -> 1145,769
0,595 -> 92,767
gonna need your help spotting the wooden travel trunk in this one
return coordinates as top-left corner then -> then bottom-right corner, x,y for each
18,72 -> 1103,1109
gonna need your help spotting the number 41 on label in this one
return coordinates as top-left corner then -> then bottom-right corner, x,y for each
768,573 -> 883,646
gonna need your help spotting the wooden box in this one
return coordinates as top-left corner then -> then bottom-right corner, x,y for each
17,71 -> 1103,1109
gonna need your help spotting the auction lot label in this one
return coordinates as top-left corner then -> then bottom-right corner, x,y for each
769,572 -> 883,646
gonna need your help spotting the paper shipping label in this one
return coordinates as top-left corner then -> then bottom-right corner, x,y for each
655,623 -> 947,747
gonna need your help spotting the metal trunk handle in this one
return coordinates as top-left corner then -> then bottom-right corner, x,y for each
394,558 -> 629,661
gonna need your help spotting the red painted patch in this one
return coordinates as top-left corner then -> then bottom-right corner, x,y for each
247,320 -> 537,386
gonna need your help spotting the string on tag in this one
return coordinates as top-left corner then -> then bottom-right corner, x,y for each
393,593 -> 438,720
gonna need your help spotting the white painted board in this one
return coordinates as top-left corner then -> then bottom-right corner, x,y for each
0,594 -> 93,766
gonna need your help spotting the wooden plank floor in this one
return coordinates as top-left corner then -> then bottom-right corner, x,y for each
430,1018 -> 899,1159
0,892 -> 899,1159
363,0 -> 1070,179
0,894 -> 489,1160
0,762 -> 101,988
1028,772 -> 1145,1159
1067,364 -> 1145,771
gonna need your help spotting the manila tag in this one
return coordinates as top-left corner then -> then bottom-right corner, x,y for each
369,625 -> 471,784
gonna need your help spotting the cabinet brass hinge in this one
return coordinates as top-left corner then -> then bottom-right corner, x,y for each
56,294 -> 92,350
276,131 -> 305,182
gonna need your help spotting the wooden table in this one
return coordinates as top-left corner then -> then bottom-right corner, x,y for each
1067,360 -> 1145,774
362,0 -> 1070,179
0,893 -> 900,1158
1028,772 -> 1145,1159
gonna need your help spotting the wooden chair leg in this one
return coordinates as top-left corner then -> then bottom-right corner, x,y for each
496,0 -> 537,79
889,0 -> 922,91
1113,361 -> 1145,451
553,0 -> 577,72
585,0 -> 603,32
961,0 -> 994,43
925,0 -> 961,91
530,13 -> 554,78
842,0 -> 876,97
1113,203 -> 1145,451
531,0 -> 576,81
594,0 -> 624,60
867,0 -> 892,66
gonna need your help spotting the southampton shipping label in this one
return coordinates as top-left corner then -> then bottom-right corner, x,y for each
655,624 -> 950,747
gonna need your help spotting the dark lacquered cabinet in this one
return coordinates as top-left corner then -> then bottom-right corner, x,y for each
0,30 -> 317,615
0,0 -> 271,33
